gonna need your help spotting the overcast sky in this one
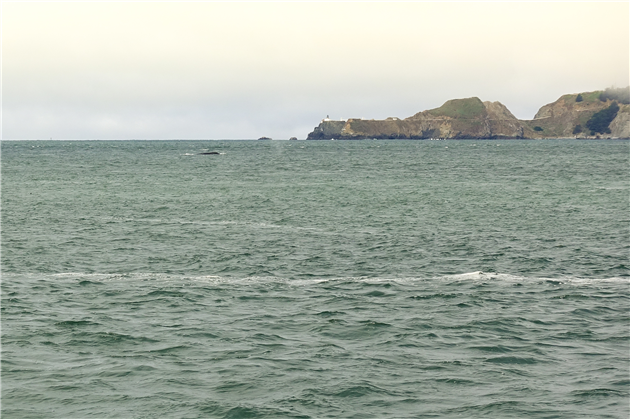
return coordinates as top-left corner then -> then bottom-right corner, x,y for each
3,1 -> 629,140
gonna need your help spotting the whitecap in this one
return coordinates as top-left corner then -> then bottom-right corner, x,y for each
9,272 -> 629,287
437,272 -> 629,285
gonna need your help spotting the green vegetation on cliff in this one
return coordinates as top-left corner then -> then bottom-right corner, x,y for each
586,102 -> 620,134
426,97 -> 486,119
563,91 -> 602,104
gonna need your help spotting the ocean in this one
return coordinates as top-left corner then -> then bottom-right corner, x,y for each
2,139 -> 628,418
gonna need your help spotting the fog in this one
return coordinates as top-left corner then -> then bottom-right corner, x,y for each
3,2 -> 629,139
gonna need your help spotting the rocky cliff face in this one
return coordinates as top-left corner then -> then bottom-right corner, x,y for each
523,91 -> 628,138
307,98 -> 530,140
609,105 -> 630,138
307,89 -> 630,140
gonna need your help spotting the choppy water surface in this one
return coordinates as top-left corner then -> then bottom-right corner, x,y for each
2,140 -> 629,418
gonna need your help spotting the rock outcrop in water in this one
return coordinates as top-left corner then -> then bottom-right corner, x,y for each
306,88 -> 630,140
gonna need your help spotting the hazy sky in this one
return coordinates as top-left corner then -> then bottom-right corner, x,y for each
3,1 -> 629,139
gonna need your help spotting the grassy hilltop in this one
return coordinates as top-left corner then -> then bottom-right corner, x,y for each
307,87 -> 630,140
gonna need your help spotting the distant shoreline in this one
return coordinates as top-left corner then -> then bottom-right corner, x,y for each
306,88 -> 630,141
4,138 -> 629,142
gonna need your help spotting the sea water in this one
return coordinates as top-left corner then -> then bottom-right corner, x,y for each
2,139 -> 628,418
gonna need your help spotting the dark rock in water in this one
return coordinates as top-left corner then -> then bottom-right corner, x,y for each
258,137 -> 272,140
289,137 -> 298,141
199,152 -> 220,155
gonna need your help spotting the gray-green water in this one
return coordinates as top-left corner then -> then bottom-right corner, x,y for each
2,140 -> 629,418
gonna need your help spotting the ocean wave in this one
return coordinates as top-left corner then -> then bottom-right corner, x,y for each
8,271 -> 629,286
438,271 -> 630,284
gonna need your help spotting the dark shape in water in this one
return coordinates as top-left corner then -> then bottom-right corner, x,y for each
258,137 -> 272,140
198,152 -> 220,155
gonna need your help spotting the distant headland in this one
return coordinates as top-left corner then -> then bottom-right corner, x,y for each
306,87 -> 630,140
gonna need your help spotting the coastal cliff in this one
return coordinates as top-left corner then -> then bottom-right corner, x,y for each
524,89 -> 630,138
306,88 -> 629,140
